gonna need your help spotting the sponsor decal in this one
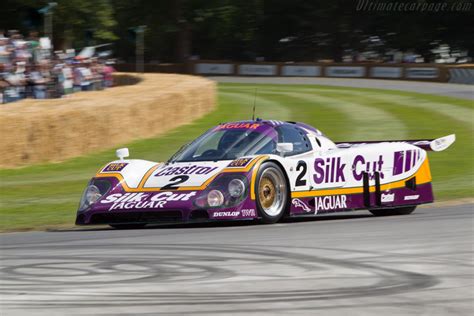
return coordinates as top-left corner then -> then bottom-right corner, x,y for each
228,158 -> 252,168
352,155 -> 384,180
100,192 -> 196,211
103,163 -> 128,172
212,211 -> 240,218
155,165 -> 218,177
292,198 -> 311,212
313,155 -> 384,184
216,123 -> 261,130
212,209 -> 256,218
381,193 -> 395,203
430,135 -> 455,152
404,195 -> 420,201
315,195 -> 347,213
433,139 -> 447,150
241,209 -> 256,217
313,157 -> 346,184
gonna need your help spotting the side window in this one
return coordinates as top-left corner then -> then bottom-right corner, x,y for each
276,125 -> 312,156
314,136 -> 322,147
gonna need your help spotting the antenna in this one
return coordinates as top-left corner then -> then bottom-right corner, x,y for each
252,88 -> 258,121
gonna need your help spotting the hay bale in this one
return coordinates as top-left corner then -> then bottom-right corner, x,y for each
0,73 -> 216,168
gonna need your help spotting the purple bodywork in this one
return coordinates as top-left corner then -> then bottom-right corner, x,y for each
77,175 -> 433,225
76,120 -> 436,226
76,173 -> 261,225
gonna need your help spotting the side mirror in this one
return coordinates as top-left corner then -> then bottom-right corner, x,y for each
276,142 -> 293,155
116,148 -> 129,161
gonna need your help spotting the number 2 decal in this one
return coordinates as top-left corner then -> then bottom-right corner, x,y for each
296,161 -> 307,186
161,175 -> 190,190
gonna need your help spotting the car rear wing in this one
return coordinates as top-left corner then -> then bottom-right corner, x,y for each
335,134 -> 455,152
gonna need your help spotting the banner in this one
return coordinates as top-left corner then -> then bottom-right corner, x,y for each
281,65 -> 321,77
325,66 -> 365,77
195,63 -> 234,75
238,64 -> 277,76
370,67 -> 402,78
405,68 -> 439,79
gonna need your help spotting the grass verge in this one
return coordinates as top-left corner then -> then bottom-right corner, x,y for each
0,83 -> 472,232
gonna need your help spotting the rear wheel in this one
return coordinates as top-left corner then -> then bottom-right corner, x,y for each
109,224 -> 146,229
370,206 -> 416,216
255,162 -> 289,224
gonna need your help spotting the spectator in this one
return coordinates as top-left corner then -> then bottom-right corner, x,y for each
0,30 -> 114,104
0,66 -> 8,103
91,59 -> 104,90
103,61 -> 115,87
29,62 -> 51,99
0,36 -> 11,65
4,62 -> 27,102
57,63 -> 74,96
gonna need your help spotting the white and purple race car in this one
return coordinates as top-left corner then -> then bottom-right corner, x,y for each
76,120 -> 455,228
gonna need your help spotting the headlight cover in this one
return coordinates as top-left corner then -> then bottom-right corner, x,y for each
194,174 -> 248,209
78,179 -> 111,212
207,189 -> 225,207
228,179 -> 245,198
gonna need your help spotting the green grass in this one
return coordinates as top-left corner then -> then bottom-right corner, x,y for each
0,83 -> 472,232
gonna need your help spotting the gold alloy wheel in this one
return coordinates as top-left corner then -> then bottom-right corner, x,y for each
257,166 -> 287,217
259,177 -> 276,209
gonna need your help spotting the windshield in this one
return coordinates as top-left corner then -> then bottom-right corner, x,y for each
170,126 -> 277,162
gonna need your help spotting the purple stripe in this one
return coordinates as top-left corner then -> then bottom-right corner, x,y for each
404,150 -> 412,172
393,151 -> 404,175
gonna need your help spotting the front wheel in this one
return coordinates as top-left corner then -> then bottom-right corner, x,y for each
370,206 -> 416,216
255,162 -> 289,224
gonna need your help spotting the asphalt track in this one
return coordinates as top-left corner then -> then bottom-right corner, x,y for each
1,203 -> 473,315
1,78 -> 473,315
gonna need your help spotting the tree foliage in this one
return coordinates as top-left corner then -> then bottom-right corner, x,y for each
1,0 -> 472,62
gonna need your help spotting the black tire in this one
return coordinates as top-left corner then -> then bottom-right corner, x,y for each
254,162 -> 289,224
109,224 -> 146,229
370,206 -> 417,216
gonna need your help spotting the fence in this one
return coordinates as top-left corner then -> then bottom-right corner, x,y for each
116,62 -> 474,84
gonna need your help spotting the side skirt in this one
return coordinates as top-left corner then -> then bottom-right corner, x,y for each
288,182 -> 433,216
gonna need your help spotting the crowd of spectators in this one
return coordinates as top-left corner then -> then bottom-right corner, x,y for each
0,30 -> 115,104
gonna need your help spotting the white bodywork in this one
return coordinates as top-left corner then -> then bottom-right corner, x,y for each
265,129 -> 428,192
98,129 -> 453,193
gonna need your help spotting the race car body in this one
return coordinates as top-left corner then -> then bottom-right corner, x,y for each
76,120 -> 455,228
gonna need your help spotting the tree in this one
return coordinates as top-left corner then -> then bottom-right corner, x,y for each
0,0 -> 117,49
1,0 -> 472,62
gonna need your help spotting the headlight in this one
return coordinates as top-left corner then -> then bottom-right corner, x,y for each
194,174 -> 248,209
207,190 -> 224,207
79,185 -> 102,211
228,179 -> 245,198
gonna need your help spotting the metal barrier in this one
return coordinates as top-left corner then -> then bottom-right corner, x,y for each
449,68 -> 474,84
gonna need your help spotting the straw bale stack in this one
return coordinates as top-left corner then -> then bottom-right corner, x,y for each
0,73 -> 216,167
